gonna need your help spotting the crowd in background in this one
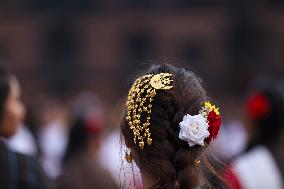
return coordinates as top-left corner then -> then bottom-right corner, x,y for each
0,1 -> 284,189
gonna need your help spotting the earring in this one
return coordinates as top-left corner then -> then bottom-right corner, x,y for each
125,149 -> 133,163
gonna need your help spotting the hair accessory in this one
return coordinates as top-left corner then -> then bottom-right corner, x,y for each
246,92 -> 270,120
194,159 -> 201,167
126,73 -> 173,149
179,101 -> 221,147
125,149 -> 133,163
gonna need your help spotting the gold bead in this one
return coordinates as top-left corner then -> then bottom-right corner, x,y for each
125,73 -> 173,150
147,138 -> 152,145
139,141 -> 144,149
194,159 -> 201,167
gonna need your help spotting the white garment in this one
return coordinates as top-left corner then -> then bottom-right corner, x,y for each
233,146 -> 283,189
99,131 -> 120,180
214,120 -> 248,160
38,120 -> 68,178
8,125 -> 37,156
99,130 -> 143,188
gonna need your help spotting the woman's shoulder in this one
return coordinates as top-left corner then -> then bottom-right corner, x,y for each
0,139 -> 52,189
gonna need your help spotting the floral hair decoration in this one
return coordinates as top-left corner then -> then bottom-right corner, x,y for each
246,92 -> 270,120
179,101 -> 221,147
125,72 -> 221,149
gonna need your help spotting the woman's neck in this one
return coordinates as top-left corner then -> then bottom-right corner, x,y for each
142,173 -> 200,189
141,172 -> 157,189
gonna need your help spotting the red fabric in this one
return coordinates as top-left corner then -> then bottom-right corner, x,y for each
223,167 -> 243,189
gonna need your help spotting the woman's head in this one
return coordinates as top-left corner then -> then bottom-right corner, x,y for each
0,65 -> 25,138
121,64 -> 221,189
245,85 -> 284,146
64,93 -> 104,164
63,115 -> 103,164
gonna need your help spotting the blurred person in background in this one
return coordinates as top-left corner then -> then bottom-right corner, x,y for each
213,97 -> 248,161
99,100 -> 144,188
99,100 -> 124,183
0,65 -> 52,189
8,123 -> 38,156
225,84 -> 284,189
38,100 -> 69,179
56,92 -> 118,189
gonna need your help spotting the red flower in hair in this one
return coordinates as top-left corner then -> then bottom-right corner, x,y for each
207,110 -> 222,142
85,116 -> 104,134
246,93 -> 270,120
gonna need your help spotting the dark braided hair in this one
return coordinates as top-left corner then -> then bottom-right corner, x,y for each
121,64 -> 225,189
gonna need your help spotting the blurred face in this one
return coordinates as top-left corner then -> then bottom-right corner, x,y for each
0,77 -> 25,138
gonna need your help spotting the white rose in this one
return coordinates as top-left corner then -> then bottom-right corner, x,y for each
178,114 -> 210,147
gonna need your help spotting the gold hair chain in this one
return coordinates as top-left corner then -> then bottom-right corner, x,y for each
126,73 -> 173,149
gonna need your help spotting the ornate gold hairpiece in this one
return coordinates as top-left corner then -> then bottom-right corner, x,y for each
126,73 -> 173,149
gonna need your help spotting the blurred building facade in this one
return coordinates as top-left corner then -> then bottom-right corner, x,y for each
0,0 -> 284,107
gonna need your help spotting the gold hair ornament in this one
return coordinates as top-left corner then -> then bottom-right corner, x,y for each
126,73 -> 173,149
194,159 -> 201,167
125,149 -> 133,163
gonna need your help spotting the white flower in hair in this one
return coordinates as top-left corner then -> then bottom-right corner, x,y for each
179,114 -> 210,147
